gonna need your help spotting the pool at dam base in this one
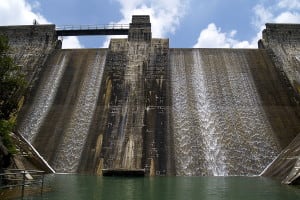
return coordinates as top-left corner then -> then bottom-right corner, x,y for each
22,174 -> 300,200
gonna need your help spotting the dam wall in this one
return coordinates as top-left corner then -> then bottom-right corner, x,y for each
259,24 -> 300,183
1,16 -> 299,178
261,23 -> 300,101
0,25 -> 58,88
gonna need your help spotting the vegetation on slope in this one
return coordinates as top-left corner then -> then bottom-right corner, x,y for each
0,35 -> 26,157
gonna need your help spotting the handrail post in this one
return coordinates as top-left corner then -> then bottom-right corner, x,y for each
21,171 -> 25,199
41,173 -> 44,196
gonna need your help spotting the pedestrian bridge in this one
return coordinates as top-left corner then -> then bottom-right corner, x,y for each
56,24 -> 129,36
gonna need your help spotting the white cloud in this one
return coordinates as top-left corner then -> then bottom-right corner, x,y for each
0,0 -> 83,49
275,11 -> 300,23
278,0 -> 300,10
252,4 -> 273,29
253,3 -> 300,25
193,23 -> 230,48
193,23 -> 256,48
61,36 -> 84,49
116,0 -> 185,34
0,0 -> 49,25
102,0 -> 189,47
193,1 -> 300,48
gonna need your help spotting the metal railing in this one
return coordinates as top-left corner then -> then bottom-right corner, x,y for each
56,24 -> 129,31
0,169 -> 45,199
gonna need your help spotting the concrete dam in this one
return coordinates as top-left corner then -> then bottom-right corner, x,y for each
1,16 -> 300,178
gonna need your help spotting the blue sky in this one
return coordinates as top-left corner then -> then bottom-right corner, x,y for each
0,0 -> 300,48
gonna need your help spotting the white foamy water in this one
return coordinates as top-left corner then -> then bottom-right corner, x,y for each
18,54 -> 67,142
53,51 -> 106,172
171,50 -> 226,176
191,50 -> 227,175
171,49 -> 280,176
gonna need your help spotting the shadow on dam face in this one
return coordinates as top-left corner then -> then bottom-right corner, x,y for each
12,16 -> 300,177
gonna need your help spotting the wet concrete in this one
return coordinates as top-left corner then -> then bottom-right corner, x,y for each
78,38 -> 171,176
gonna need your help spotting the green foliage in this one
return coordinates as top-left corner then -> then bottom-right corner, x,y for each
0,119 -> 17,154
0,35 -> 26,120
0,35 -> 26,155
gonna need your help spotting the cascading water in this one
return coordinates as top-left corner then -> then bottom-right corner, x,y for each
170,50 -> 226,176
191,50 -> 227,175
53,51 -> 106,172
218,50 -> 280,175
171,49 -> 281,176
18,54 -> 67,142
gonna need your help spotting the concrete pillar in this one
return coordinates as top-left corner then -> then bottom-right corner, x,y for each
128,15 -> 152,42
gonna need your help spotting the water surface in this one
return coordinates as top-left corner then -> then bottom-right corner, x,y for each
22,174 -> 300,200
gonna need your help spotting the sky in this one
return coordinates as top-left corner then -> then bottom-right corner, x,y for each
0,0 -> 300,49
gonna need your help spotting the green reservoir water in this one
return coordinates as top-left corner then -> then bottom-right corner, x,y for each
23,175 -> 300,200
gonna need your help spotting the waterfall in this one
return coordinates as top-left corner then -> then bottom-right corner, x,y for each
219,50 -> 280,175
191,50 -> 227,175
53,51 -> 106,172
18,54 -> 67,142
171,49 -> 280,176
171,50 -> 226,176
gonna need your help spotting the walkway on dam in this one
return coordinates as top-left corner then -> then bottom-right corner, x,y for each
56,24 -> 129,36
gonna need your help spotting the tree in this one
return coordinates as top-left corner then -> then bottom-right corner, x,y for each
0,35 -> 26,155
0,35 -> 26,120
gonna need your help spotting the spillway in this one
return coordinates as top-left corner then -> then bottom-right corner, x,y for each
18,53 -> 68,142
52,50 -> 106,172
170,49 -> 283,176
18,49 -> 107,173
